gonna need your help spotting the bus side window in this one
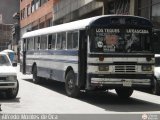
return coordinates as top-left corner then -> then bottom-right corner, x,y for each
52,34 -> 56,49
73,32 -> 78,49
23,39 -> 27,51
27,38 -> 34,50
62,32 -> 66,49
41,35 -> 47,50
48,35 -> 52,49
28,37 -> 34,50
67,31 -> 78,49
26,39 -> 29,51
67,32 -> 72,49
56,33 -> 62,50
35,36 -> 40,50
57,32 -> 66,50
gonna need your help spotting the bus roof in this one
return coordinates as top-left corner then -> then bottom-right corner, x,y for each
22,15 -> 151,39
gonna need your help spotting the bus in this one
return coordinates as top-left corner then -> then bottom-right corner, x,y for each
21,15 -> 155,98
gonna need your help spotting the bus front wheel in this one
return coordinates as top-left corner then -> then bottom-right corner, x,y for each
33,65 -> 40,84
65,70 -> 80,97
115,88 -> 133,99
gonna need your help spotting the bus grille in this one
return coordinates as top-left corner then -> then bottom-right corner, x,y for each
115,65 -> 136,73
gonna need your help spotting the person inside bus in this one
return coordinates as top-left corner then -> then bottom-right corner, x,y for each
125,34 -> 140,52
103,34 -> 118,52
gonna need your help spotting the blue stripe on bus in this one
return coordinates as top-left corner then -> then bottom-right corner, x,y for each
34,66 -> 78,82
26,57 -> 78,64
26,49 -> 78,56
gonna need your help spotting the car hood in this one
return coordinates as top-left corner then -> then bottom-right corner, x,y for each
0,66 -> 17,76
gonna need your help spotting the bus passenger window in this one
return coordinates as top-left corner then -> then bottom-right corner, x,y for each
27,38 -> 34,50
48,35 -> 52,49
62,33 -> 66,49
35,36 -> 40,50
57,32 -> 66,50
73,32 -> 78,49
57,33 -> 62,50
67,31 -> 78,49
67,32 -> 72,49
52,34 -> 56,49
41,35 -> 47,49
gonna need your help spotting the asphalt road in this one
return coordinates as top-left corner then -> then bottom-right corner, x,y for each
0,66 -> 160,114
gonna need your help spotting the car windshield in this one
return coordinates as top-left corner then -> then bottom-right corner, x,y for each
0,54 -> 11,66
90,28 -> 151,53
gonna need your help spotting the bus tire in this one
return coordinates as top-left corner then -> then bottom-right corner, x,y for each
65,70 -> 80,97
6,80 -> 19,99
115,88 -> 133,99
33,65 -> 40,84
152,78 -> 160,95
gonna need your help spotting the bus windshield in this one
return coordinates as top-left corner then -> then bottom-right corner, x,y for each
90,28 -> 151,53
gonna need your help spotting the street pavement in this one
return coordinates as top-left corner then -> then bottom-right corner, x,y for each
0,65 -> 160,114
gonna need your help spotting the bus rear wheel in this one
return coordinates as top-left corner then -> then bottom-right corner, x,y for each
115,88 -> 133,99
65,70 -> 80,97
33,65 -> 40,84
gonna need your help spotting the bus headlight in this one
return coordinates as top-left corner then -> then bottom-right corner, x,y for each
6,76 -> 17,80
99,65 -> 109,71
142,65 -> 152,71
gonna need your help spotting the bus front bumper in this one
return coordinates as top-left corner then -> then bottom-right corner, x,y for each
88,74 -> 153,89
91,78 -> 151,87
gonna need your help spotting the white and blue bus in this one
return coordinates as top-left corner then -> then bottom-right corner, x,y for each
21,15 -> 155,98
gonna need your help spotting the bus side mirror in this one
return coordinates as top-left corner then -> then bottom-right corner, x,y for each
152,32 -> 159,42
12,62 -> 17,67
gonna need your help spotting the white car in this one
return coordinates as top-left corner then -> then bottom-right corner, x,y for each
153,54 -> 160,95
0,52 -> 19,99
154,67 -> 160,95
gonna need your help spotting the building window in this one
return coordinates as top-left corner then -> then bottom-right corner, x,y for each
138,0 -> 160,28
152,3 -> 160,28
31,0 -> 35,13
21,8 -> 26,20
41,0 -> 48,5
138,0 -> 151,19
27,4 -> 31,16
35,0 -> 40,10
108,0 -> 130,14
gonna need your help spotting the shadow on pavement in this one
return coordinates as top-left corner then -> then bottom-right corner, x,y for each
0,92 -> 20,103
23,78 -> 160,113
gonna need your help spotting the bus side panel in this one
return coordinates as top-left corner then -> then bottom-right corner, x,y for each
33,50 -> 78,83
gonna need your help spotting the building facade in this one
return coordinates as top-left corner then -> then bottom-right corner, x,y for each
52,0 -> 160,29
137,0 -> 160,28
52,0 -> 135,25
20,0 -> 58,37
0,24 -> 12,51
0,0 -> 19,51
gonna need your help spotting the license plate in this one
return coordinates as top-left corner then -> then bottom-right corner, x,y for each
123,80 -> 132,87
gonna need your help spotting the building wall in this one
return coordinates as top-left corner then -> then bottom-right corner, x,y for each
0,0 -> 19,24
0,24 -> 12,51
0,0 -> 19,51
137,0 -> 160,28
20,0 -> 58,37
52,0 -> 135,24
